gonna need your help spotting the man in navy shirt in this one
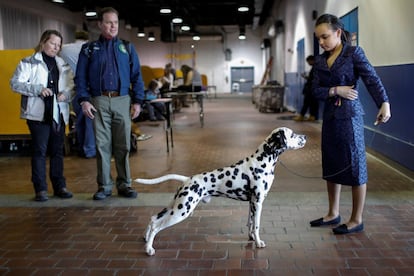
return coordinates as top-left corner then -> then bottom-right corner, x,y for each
75,7 -> 145,200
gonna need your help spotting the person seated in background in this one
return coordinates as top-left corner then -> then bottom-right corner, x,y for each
144,79 -> 165,121
177,64 -> 202,92
159,63 -> 176,95
175,64 -> 202,107
131,123 -> 152,141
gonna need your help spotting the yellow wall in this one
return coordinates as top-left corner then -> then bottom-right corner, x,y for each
0,49 -> 34,136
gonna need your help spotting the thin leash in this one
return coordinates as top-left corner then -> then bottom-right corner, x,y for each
278,131 -> 378,179
278,160 -> 351,179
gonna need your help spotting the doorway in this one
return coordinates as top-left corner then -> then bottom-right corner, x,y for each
230,66 -> 254,93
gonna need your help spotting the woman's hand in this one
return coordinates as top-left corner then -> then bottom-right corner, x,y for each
57,93 -> 67,102
40,88 -> 54,97
336,85 -> 358,100
374,102 -> 391,125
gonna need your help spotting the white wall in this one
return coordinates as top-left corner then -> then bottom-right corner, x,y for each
269,0 -> 414,78
131,26 -> 266,92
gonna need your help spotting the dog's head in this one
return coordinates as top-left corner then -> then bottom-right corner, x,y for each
265,127 -> 306,153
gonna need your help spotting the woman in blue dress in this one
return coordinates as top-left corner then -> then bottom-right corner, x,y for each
309,14 -> 391,234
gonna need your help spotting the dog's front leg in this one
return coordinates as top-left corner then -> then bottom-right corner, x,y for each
247,206 -> 254,240
250,200 -> 266,248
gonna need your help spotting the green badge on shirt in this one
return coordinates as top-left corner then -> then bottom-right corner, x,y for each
119,44 -> 128,54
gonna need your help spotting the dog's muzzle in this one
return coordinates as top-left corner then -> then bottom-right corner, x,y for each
298,135 -> 306,147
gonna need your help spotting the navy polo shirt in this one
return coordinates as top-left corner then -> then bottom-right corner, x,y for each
101,39 -> 119,92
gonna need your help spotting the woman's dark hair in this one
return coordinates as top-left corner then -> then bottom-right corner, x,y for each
315,13 -> 351,45
180,64 -> 192,74
34,29 -> 63,52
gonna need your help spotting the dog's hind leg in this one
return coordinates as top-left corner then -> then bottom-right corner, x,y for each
249,199 -> 266,248
144,197 -> 200,255
144,215 -> 161,256
144,208 -> 172,256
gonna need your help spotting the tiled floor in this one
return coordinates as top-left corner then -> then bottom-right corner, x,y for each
0,93 -> 413,276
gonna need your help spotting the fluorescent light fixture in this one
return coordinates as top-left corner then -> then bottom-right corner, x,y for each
148,32 -> 155,41
137,27 -> 145,37
238,5 -> 249,12
181,25 -> 190,31
160,8 -> 172,14
239,26 -> 246,40
85,11 -> 97,17
172,17 -> 183,24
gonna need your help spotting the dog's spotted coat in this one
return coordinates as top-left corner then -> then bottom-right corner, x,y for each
135,127 -> 306,255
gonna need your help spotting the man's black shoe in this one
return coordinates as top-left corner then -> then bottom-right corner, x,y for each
35,191 -> 48,202
118,187 -> 138,198
54,188 -> 73,199
93,188 -> 112,200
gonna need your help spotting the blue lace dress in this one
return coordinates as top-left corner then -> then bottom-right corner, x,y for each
312,45 -> 389,185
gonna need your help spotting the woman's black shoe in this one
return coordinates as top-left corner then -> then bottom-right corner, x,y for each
310,216 -> 341,227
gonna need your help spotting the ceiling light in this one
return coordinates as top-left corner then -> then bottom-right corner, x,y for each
181,25 -> 190,31
137,27 -> 145,37
52,0 -> 65,3
148,32 -> 155,41
192,35 -> 200,41
160,8 -> 172,14
238,5 -> 249,12
172,17 -> 183,24
85,11 -> 97,17
238,26 -> 246,40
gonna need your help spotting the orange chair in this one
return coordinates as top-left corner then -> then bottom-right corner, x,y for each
152,67 -> 164,79
201,74 -> 208,89
141,65 -> 156,88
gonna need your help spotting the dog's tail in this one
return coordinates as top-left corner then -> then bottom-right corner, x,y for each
134,174 -> 189,185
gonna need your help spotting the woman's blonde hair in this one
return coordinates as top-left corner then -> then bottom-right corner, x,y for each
34,29 -> 63,53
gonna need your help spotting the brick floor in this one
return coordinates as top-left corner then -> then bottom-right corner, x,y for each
0,94 -> 413,275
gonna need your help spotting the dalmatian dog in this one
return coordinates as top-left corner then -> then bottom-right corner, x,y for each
135,127 -> 306,256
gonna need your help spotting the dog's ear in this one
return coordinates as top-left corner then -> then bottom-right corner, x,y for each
275,129 -> 287,149
267,129 -> 287,150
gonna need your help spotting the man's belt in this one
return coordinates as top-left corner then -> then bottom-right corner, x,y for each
101,91 -> 120,97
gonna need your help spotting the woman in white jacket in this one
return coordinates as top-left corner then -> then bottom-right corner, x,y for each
10,29 -> 74,202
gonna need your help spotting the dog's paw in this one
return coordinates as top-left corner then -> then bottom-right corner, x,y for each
255,240 -> 266,248
202,196 -> 211,203
145,245 -> 156,256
